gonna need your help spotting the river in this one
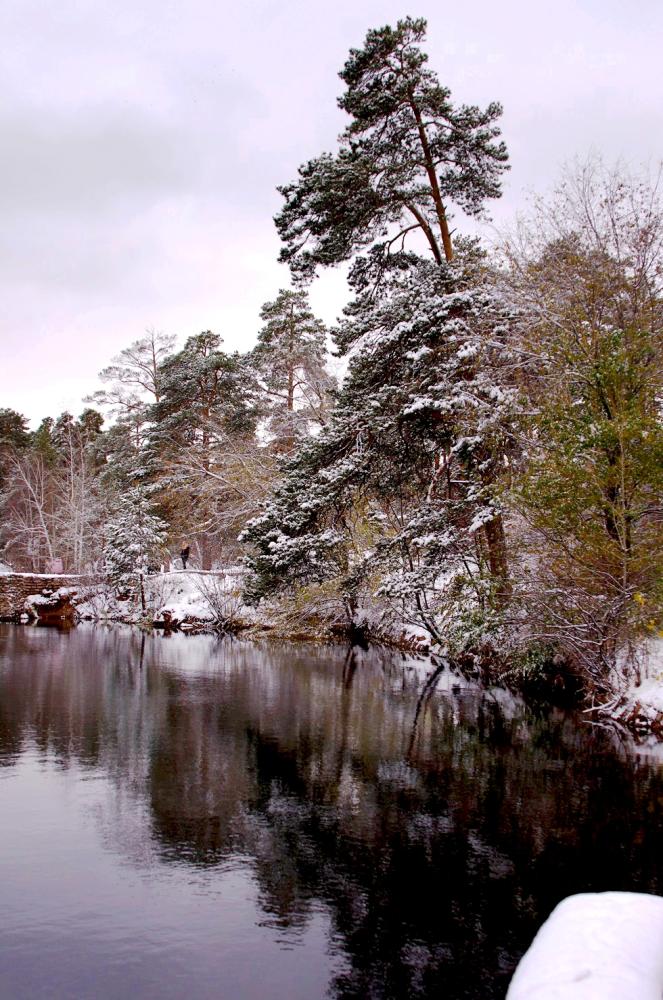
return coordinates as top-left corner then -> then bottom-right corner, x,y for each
1,623 -> 662,999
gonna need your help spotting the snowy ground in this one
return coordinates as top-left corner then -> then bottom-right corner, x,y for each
608,640 -> 663,731
32,568 -> 430,646
74,569 -> 249,628
150,569 -> 246,627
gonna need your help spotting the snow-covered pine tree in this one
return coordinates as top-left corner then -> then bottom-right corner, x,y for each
103,488 -> 167,610
250,289 -> 335,452
276,16 -> 508,278
242,18 -> 518,646
242,255 -> 521,645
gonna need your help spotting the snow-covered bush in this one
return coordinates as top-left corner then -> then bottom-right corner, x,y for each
103,488 -> 167,609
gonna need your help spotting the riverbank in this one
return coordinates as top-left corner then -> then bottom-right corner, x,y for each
0,569 -> 429,651
602,642 -> 663,737
4,570 -> 663,737
74,570 -> 430,650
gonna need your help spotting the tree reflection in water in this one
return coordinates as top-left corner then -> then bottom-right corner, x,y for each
1,624 -> 662,1000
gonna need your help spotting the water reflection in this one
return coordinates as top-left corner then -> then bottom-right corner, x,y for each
1,624 -> 662,1000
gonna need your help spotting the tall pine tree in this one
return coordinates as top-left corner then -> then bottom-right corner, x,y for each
243,18 -> 516,645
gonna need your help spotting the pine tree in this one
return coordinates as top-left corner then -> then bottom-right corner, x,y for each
0,409 -> 30,491
0,409 -> 30,451
243,18 -> 516,644
88,329 -> 177,490
152,332 -> 255,447
250,289 -> 334,452
242,256 -> 521,644
276,16 -> 508,280
149,331 -> 259,569
31,417 -> 58,465
103,488 -> 167,610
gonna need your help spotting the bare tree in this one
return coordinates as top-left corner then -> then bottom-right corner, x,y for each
88,328 -> 176,415
0,414 -> 105,573
1,451 -> 56,571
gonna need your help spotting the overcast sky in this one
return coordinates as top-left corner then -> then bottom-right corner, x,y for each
2,0 -> 662,424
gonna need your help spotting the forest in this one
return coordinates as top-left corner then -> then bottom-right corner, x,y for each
1,17 -> 662,703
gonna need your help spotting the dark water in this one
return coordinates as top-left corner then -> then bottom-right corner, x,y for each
1,625 -> 663,1000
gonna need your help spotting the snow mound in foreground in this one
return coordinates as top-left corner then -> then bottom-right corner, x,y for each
507,891 -> 663,999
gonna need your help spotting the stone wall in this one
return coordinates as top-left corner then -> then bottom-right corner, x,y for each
0,574 -> 86,620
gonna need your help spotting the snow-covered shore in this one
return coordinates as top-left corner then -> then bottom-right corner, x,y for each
74,569 -> 250,632
597,640 -> 663,735
71,570 -> 430,648
10,571 -> 663,736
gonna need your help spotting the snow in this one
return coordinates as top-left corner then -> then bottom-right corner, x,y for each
612,640 -> 663,725
628,674 -> 663,715
467,507 -> 497,534
25,593 -> 53,607
72,569 -> 247,627
405,346 -> 432,361
455,342 -> 479,360
637,639 -> 663,696
156,572 -> 216,623
25,586 -> 78,607
5,572 -> 84,578
507,892 -> 663,999
153,569 -> 246,625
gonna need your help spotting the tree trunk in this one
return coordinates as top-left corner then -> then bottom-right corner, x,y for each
201,535 -> 212,571
483,514 -> 510,606
410,96 -> 454,262
285,306 -> 296,452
